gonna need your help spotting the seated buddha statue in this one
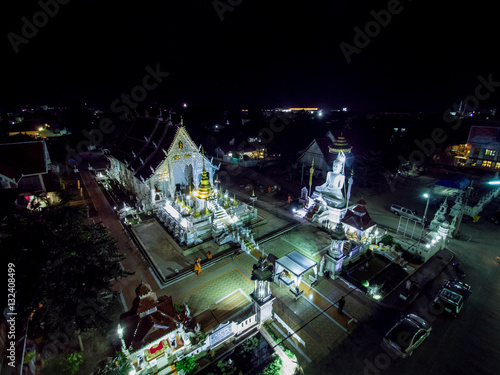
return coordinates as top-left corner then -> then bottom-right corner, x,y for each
315,154 -> 345,203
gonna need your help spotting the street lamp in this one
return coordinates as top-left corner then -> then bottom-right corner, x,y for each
423,193 -> 430,225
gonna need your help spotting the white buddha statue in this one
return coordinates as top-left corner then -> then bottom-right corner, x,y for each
315,153 -> 345,202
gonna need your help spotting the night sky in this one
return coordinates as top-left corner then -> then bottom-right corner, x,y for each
1,0 -> 499,112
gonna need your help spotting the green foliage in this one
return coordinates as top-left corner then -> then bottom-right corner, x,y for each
283,348 -> 296,359
176,356 -> 197,374
94,351 -> 132,375
381,234 -> 395,246
199,330 -> 207,341
263,323 -> 281,345
23,351 -> 35,364
174,303 -> 184,315
262,356 -> 282,375
63,353 -> 83,375
43,352 -> 84,375
241,336 -> 259,353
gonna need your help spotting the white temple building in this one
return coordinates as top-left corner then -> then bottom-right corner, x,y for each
106,115 -> 218,212
105,114 -> 258,246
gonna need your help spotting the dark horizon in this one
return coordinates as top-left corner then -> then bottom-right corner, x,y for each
2,1 -> 499,114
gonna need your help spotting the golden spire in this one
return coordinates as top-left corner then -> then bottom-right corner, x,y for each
192,204 -> 201,218
195,146 -> 212,200
202,199 -> 211,215
231,194 -> 238,206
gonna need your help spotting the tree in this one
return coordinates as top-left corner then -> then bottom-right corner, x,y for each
94,352 -> 132,375
176,356 -> 197,374
42,353 -> 83,375
3,202 -> 131,340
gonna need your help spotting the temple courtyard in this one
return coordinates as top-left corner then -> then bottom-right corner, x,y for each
121,208 -> 377,368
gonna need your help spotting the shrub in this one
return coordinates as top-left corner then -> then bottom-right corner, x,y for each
176,356 -> 197,375
381,234 -> 394,246
262,356 -> 282,375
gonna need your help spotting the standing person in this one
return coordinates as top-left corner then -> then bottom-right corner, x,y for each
338,296 -> 346,314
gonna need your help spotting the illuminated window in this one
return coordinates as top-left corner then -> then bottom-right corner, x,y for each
495,162 -> 500,169
485,149 -> 496,156
482,160 -> 492,168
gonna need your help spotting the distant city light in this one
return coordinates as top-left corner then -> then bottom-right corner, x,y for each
342,107 -> 347,112
183,103 -> 187,107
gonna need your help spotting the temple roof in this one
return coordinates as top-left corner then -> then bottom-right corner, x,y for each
108,116 -> 178,181
341,199 -> 376,231
120,284 -> 180,352
298,134 -> 336,166
135,282 -> 153,298
0,141 -> 49,182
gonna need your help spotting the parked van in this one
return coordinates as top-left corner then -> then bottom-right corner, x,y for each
390,204 -> 424,224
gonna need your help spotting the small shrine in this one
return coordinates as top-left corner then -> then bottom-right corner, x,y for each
274,251 -> 318,300
341,198 -> 377,243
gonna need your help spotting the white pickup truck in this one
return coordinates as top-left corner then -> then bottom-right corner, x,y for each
390,204 -> 425,223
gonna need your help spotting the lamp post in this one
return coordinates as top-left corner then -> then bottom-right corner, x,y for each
423,193 -> 430,225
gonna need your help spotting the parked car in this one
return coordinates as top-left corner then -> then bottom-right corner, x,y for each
433,280 -> 471,317
390,204 -> 425,224
382,314 -> 432,358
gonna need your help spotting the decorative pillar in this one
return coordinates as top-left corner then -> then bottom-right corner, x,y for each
250,256 -> 275,327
